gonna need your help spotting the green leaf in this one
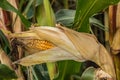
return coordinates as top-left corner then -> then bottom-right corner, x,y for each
0,64 -> 17,79
90,17 -> 108,31
36,0 -> 55,26
73,0 -> 120,32
0,30 -> 10,54
55,9 -> 75,27
35,0 -> 43,7
80,67 -> 96,80
0,0 -> 31,28
32,64 -> 50,80
54,60 -> 81,80
23,0 -> 34,19
22,0 -> 43,19
26,6 -> 34,19
55,9 -> 106,31
36,3 -> 47,26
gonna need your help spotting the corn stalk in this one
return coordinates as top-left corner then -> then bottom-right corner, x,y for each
108,3 -> 120,80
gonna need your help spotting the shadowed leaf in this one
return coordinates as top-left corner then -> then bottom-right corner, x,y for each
0,30 -> 10,54
0,64 -> 17,79
0,0 -> 31,28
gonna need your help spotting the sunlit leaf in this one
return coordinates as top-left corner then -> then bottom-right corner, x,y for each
55,9 -> 107,31
73,0 -> 120,32
36,0 -> 55,26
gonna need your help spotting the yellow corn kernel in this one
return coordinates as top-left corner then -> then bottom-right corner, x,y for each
26,39 -> 54,50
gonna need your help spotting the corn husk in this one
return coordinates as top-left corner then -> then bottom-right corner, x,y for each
111,29 -> 120,54
10,26 -> 116,79
0,48 -> 13,70
8,0 -> 22,33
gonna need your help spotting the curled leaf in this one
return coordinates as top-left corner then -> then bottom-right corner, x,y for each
80,67 -> 112,80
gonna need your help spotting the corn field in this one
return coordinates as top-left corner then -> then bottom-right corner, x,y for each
0,0 -> 120,80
